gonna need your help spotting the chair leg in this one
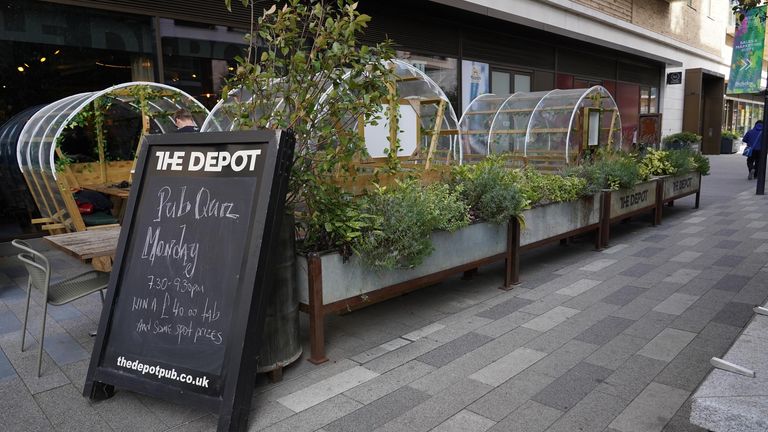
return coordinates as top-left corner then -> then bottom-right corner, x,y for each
21,281 -> 32,352
37,302 -> 48,377
99,290 -> 105,303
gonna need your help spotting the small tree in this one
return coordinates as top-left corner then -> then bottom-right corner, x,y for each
223,0 -> 397,253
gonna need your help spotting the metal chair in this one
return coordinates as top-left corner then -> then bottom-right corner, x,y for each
11,239 -> 109,377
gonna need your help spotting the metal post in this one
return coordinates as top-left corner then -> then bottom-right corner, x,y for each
756,89 -> 768,195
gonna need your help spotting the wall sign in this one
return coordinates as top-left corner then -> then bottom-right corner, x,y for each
84,130 -> 295,431
666,72 -> 682,85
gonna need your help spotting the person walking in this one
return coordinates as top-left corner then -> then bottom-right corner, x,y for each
743,120 -> 763,180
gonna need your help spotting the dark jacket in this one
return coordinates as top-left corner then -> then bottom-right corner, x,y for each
744,123 -> 763,150
176,125 -> 198,133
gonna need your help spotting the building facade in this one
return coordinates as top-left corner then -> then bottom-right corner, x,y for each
0,0 -> 734,240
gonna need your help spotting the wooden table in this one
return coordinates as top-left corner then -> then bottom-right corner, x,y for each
81,184 -> 131,222
44,226 -> 121,272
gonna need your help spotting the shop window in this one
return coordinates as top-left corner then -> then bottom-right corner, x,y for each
490,69 -> 532,95
396,51 -> 458,111
640,86 -> 658,114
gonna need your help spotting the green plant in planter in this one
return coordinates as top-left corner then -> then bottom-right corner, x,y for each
661,132 -> 702,149
222,0 -> 397,255
354,180 -> 468,269
451,156 -> 527,224
722,130 -> 740,140
520,168 -> 589,205
567,150 -> 645,193
639,148 -> 674,177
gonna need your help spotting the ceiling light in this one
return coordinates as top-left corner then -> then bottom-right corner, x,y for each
17,66 -> 24,72
40,57 -> 46,63
54,50 -> 60,55
192,74 -> 197,78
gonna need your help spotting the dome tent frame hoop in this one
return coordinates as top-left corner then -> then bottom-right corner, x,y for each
564,85 -> 622,162
15,82 -> 208,233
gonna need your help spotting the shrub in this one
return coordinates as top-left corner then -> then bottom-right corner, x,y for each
451,157 -> 527,224
521,169 -> 589,205
662,132 -> 702,145
566,153 -> 644,193
722,130 -> 740,140
639,148 -> 675,177
354,180 -> 468,269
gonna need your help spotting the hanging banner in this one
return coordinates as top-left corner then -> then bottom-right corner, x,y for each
727,6 -> 767,94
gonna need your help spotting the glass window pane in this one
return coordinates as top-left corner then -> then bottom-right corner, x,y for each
397,51 -> 458,112
492,71 -> 511,95
514,74 -> 531,93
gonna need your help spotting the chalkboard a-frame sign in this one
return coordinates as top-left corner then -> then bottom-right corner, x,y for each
84,130 -> 295,431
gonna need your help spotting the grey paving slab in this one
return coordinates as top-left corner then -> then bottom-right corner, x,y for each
528,339 -> 598,378
524,302 -> 619,353
467,369 -> 555,422
0,347 -> 15,382
678,237 -> 704,246
669,306 -> 721,333
373,378 -> 491,432
35,383 -> 112,432
277,366 -> 378,412
555,278 -> 602,296
579,258 -> 617,272
416,332 -> 493,368
602,285 -> 648,306
652,293 -> 700,315
363,338 -> 442,375
521,306 -> 580,332
631,247 -> 665,258
619,263 -> 656,277
475,297 -> 532,320
488,400 -> 561,432
712,254 -> 746,267
519,293 -> 572,315
43,331 -> 89,366
608,382 -> 689,432
670,251 -> 702,263
469,346 -> 547,387
433,410 -> 496,432
167,415 -> 217,432
343,360 -> 434,405
661,399 -> 707,432
247,399 -> 295,432
0,331 -> 70,395
530,361 -> 612,411
574,316 -> 634,345
641,234 -> 669,242
262,394 -> 363,432
597,354 -> 668,402
637,328 -> 696,363
584,333 -> 648,370
135,394 -> 212,429
410,327 -> 541,395
662,269 -> 701,284
0,377 -> 53,432
93,391 -> 167,432
474,310 -> 537,338
544,389 -> 627,432
325,386 -> 430,432
714,228 -> 739,237
714,239 -> 741,249
711,301 -> 755,328
0,308 -> 21,335
622,311 -> 676,340
654,341 -> 718,393
711,274 -> 751,292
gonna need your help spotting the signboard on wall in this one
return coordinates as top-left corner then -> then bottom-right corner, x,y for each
84,130 -> 295,431
727,6 -> 767,94
461,60 -> 489,111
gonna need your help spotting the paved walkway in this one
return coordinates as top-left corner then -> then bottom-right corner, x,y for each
0,153 -> 765,432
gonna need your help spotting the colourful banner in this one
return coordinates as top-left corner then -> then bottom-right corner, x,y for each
728,6 -> 767,94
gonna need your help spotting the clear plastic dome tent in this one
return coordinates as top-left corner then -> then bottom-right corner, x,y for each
16,82 -> 208,232
459,86 -> 622,170
203,59 -> 463,166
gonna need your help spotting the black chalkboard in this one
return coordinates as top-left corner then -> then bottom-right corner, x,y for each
84,130 -> 294,431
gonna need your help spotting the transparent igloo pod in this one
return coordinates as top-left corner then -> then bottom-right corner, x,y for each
16,82 -> 208,232
203,59 -> 463,166
459,86 -> 622,170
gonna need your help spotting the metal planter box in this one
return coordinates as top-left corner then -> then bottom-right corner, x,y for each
520,194 -> 602,248
296,222 -> 508,307
600,179 -> 660,247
